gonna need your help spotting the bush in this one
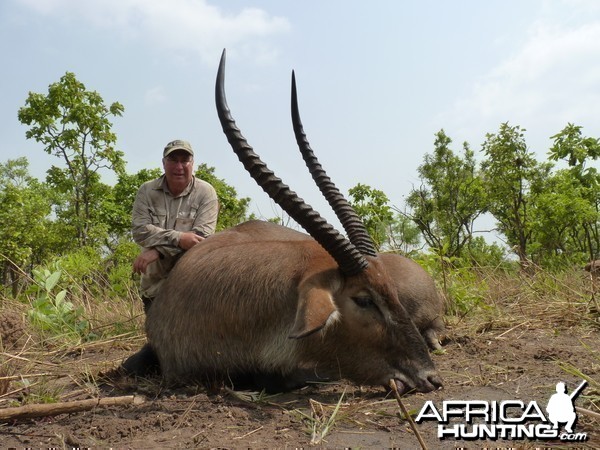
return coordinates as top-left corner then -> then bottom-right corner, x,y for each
105,239 -> 140,298
26,266 -> 91,342
465,236 -> 510,269
416,251 -> 492,316
22,240 -> 143,342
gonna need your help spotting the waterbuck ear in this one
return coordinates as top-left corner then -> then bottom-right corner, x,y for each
289,288 -> 339,339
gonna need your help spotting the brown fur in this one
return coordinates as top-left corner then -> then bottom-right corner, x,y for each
146,221 -> 442,393
233,221 -> 445,349
377,253 -> 445,350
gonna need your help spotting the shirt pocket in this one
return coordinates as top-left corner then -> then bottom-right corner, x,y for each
149,207 -> 167,228
174,217 -> 194,232
186,201 -> 201,217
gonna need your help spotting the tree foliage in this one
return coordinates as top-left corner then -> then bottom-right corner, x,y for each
195,163 -> 251,230
547,123 -> 600,260
407,130 -> 486,259
0,158 -> 52,295
480,123 -> 552,268
407,124 -> 600,268
103,168 -> 163,242
348,183 -> 420,252
529,170 -> 596,264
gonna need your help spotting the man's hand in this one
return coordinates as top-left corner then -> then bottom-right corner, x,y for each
133,248 -> 161,274
178,232 -> 205,250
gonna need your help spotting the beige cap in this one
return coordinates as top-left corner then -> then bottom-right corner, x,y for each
163,139 -> 194,157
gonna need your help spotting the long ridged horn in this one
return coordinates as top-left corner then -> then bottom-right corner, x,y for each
291,71 -> 378,257
215,49 -> 368,276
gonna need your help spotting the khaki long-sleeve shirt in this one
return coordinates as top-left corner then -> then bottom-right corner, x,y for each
132,175 -> 218,297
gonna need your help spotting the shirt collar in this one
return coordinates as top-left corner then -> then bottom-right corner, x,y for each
153,175 -> 195,197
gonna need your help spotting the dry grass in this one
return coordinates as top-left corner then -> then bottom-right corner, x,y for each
0,282 -> 145,410
443,264 -> 600,336
437,265 -> 600,427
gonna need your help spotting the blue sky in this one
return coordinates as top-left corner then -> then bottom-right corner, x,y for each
2,0 -> 600,238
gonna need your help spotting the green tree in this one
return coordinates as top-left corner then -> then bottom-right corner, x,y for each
347,183 -> 420,251
530,170 -> 596,264
0,158 -> 52,296
385,210 -> 423,255
348,183 -> 393,250
548,123 -> 600,260
480,123 -> 551,268
195,163 -> 251,230
18,72 -> 125,247
0,157 -> 31,188
549,123 -> 600,176
102,168 -> 163,244
407,130 -> 486,259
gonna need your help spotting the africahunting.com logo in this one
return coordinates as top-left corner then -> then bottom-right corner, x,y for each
415,379 -> 589,442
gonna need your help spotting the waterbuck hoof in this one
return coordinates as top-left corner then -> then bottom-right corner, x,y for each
121,343 -> 160,377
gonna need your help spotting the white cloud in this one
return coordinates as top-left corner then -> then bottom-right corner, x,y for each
16,0 -> 291,64
441,14 -> 600,151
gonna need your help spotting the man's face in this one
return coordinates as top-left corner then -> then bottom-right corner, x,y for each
163,150 -> 194,186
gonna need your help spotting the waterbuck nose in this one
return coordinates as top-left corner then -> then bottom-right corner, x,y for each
418,370 -> 443,393
428,373 -> 443,390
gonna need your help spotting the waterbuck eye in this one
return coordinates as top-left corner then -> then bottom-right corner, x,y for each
352,296 -> 375,309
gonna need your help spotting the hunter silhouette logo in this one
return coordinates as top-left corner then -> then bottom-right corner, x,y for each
416,379 -> 589,442
546,380 -> 586,433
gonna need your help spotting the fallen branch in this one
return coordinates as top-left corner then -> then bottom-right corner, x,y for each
0,395 -> 143,421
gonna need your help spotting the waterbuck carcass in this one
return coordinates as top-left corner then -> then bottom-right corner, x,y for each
144,50 -> 442,395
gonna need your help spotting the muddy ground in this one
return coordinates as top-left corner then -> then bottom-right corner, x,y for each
1,292 -> 599,448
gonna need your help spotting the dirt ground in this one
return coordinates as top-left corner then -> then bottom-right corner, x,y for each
1,294 -> 599,449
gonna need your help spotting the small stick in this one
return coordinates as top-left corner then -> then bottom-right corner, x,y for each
0,382 -> 41,400
0,373 -> 53,382
389,379 -> 428,450
576,406 -> 600,421
0,395 -> 143,421
234,425 -> 263,440
494,321 -> 529,339
1,352 -> 60,367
